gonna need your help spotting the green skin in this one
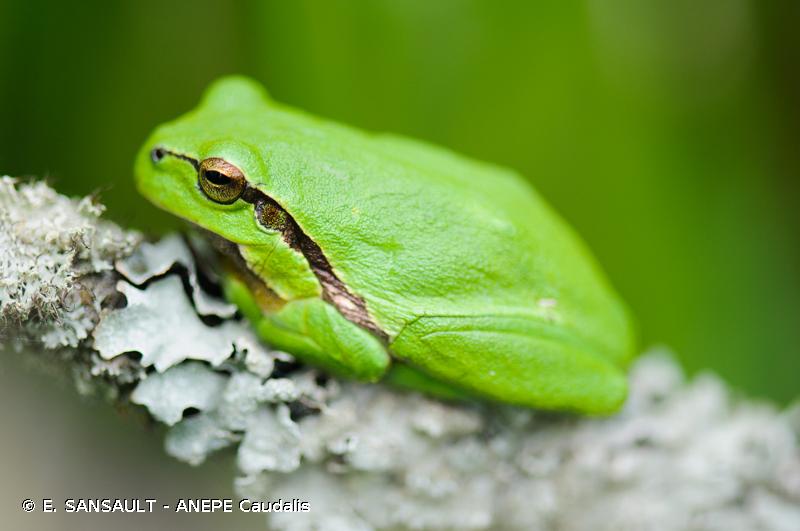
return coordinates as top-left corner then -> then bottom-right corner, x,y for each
135,76 -> 636,414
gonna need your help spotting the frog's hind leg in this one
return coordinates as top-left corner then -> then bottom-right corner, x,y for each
390,314 -> 628,414
225,277 -> 389,381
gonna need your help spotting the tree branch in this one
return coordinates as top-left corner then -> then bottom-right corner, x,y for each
2,177 -> 798,530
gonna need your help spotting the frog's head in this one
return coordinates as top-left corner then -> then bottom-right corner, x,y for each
135,76 -> 276,245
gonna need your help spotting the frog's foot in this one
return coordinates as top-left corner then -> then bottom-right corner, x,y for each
391,314 -> 628,414
224,274 -> 389,381
255,298 -> 390,382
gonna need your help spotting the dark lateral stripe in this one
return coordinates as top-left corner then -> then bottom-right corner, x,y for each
245,190 -> 389,343
157,149 -> 388,342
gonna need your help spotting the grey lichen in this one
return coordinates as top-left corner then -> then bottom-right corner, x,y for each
93,277 -> 258,371
131,362 -> 228,425
116,232 -> 237,318
1,179 -> 799,531
0,177 -> 138,347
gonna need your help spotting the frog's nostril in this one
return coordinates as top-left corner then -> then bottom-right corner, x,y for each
151,147 -> 166,163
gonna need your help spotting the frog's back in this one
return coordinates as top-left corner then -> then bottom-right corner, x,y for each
248,105 -> 633,369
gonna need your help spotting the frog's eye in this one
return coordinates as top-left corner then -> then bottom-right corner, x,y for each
198,158 -> 246,204
150,147 -> 166,162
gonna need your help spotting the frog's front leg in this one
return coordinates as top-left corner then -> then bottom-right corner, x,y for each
225,276 -> 389,381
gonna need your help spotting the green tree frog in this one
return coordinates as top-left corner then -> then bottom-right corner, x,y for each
135,76 -> 635,414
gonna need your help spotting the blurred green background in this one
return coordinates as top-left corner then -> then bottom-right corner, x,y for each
1,0 -> 797,403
